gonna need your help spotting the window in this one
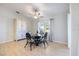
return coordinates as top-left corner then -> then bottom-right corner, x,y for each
38,21 -> 49,34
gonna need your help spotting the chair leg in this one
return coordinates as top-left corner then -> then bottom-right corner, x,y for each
30,42 -> 32,51
45,40 -> 48,45
43,41 -> 46,48
24,41 -> 28,48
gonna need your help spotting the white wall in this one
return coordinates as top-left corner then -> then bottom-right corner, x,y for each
70,4 -> 79,56
31,19 -> 39,34
53,13 -> 68,44
0,7 -> 15,43
0,7 -> 33,43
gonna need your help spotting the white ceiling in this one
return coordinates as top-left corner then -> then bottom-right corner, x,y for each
0,3 -> 69,18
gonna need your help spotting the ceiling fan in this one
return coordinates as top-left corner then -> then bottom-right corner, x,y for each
33,7 -> 44,19
15,7 -> 44,19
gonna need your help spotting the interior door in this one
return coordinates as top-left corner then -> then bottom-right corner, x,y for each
15,18 -> 27,40
49,18 -> 54,42
16,18 -> 22,40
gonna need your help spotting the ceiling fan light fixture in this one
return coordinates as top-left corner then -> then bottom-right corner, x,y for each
34,16 -> 38,19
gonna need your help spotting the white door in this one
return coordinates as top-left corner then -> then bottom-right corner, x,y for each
49,18 -> 54,42
16,18 -> 27,40
16,19 -> 22,40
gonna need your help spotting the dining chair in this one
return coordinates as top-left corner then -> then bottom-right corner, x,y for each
24,32 -> 34,51
41,32 -> 48,47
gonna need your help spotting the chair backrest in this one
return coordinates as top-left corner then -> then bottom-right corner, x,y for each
26,32 -> 31,40
44,32 -> 48,39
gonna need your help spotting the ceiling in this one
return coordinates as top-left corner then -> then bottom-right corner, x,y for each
0,3 -> 69,18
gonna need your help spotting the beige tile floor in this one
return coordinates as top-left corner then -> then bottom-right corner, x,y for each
0,40 -> 70,56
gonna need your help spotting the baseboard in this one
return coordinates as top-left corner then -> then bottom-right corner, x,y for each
0,38 -> 26,44
17,38 -> 26,41
0,39 -> 14,44
53,40 -> 68,45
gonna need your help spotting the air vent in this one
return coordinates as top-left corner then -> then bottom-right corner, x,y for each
16,11 -> 20,14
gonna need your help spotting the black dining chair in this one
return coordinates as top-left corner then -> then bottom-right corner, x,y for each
41,32 -> 48,47
24,32 -> 34,50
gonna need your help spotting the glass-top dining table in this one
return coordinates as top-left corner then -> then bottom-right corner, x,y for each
31,35 -> 43,46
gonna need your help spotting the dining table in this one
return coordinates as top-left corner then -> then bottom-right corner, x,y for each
32,35 -> 42,46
